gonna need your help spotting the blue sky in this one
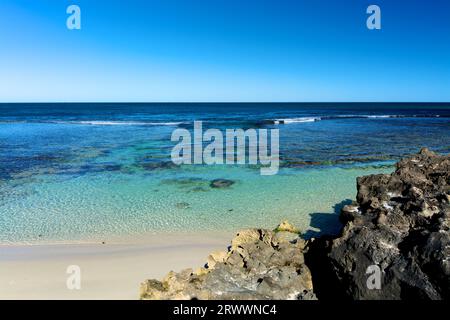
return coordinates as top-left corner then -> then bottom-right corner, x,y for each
0,0 -> 449,102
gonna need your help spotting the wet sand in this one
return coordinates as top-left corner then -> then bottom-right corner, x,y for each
0,232 -> 232,299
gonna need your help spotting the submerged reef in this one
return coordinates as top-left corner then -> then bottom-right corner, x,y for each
140,149 -> 449,300
209,179 -> 235,189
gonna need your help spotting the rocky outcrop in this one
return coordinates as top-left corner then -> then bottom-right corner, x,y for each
140,149 -> 449,300
140,225 -> 316,300
315,148 -> 449,300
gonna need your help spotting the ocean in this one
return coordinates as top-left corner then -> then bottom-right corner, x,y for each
1,103 -> 449,244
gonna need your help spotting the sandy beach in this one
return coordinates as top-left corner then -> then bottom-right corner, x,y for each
0,232 -> 232,300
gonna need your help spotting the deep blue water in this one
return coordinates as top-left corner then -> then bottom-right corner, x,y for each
1,103 -> 449,178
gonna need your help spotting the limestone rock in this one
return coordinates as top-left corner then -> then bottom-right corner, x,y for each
140,223 -> 316,300
275,220 -> 300,233
206,251 -> 227,269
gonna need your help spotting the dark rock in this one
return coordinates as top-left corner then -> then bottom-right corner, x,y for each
340,204 -> 360,223
210,179 -> 235,189
310,148 -> 450,300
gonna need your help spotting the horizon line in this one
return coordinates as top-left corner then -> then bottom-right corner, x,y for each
1,101 -> 450,104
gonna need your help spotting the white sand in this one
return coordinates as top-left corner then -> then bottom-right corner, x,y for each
0,232 -> 233,300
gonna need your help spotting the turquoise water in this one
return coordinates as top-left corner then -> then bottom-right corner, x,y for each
0,103 -> 449,243
0,162 -> 393,243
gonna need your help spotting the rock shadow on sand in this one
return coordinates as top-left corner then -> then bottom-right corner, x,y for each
302,199 -> 352,239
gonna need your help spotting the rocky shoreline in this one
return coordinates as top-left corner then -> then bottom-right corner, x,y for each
140,149 -> 449,300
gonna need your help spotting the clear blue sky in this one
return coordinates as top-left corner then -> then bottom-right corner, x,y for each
0,0 -> 449,102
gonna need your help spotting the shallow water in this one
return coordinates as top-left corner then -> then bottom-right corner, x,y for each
0,103 -> 449,243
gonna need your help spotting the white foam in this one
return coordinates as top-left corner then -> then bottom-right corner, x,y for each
73,121 -> 182,126
366,115 -> 392,118
274,117 -> 320,124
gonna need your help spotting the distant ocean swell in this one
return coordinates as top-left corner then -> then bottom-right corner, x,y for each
0,114 -> 447,126
271,114 -> 447,124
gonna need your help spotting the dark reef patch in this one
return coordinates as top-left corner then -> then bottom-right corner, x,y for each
210,179 -> 235,189
141,161 -> 178,171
